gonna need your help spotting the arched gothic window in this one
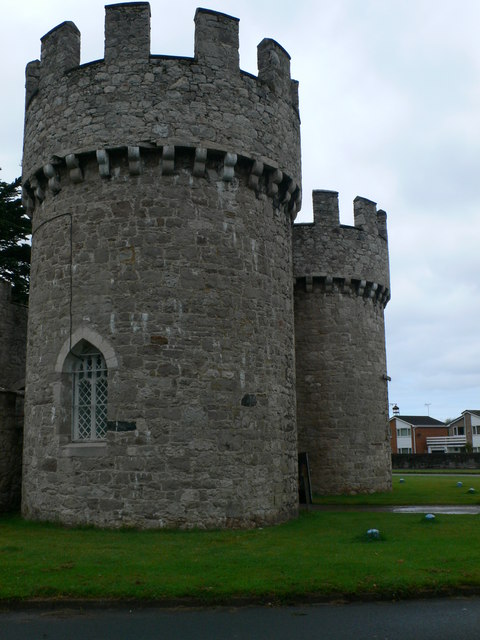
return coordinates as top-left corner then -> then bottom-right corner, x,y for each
71,344 -> 108,441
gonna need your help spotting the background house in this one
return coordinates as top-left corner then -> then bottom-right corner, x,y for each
447,411 -> 480,451
389,415 -> 447,454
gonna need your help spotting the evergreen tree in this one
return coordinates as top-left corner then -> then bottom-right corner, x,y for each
0,176 -> 31,304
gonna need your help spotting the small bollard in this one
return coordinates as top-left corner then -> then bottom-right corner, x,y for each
424,513 -> 435,521
399,478 -> 405,484
366,528 -> 380,540
468,487 -> 476,494
457,481 -> 463,488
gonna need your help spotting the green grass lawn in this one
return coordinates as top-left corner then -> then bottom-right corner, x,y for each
393,469 -> 480,475
1,510 -> 480,603
3,474 -> 480,603
315,474 -> 480,505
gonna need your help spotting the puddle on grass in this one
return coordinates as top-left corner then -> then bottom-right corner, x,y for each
392,506 -> 480,515
305,505 -> 480,514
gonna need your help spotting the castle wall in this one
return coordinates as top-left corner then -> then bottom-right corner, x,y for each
293,191 -> 392,494
0,391 -> 23,511
0,280 -> 27,390
21,4 -> 300,529
0,281 -> 27,511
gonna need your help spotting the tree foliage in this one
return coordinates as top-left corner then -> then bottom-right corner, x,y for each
0,176 -> 31,304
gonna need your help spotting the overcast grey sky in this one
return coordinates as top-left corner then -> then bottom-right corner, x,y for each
2,0 -> 480,422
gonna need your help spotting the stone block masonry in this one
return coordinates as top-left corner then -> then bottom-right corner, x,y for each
0,281 -> 27,512
0,391 -> 23,512
293,191 -> 392,494
0,281 -> 27,391
22,4 -> 300,529
20,3 -> 392,528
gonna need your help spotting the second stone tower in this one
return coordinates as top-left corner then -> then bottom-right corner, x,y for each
293,191 -> 392,494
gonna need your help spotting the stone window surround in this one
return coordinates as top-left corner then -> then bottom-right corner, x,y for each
54,326 -> 118,456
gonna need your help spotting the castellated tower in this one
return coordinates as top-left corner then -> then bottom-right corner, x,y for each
293,191 -> 392,494
21,4 -> 301,528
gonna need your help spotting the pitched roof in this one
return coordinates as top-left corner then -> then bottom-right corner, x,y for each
448,410 -> 480,424
393,415 -> 445,426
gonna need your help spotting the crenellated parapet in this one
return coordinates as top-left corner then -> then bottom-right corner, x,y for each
22,4 -> 301,202
293,190 -> 390,306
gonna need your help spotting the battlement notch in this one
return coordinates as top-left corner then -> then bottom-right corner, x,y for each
258,38 -> 292,95
40,21 -> 80,74
354,196 -> 380,235
23,3 -> 301,203
194,8 -> 239,73
25,60 -> 40,106
312,190 -> 340,226
377,209 -> 388,240
105,2 -> 151,63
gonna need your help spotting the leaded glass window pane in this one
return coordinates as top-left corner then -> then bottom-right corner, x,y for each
72,346 -> 108,441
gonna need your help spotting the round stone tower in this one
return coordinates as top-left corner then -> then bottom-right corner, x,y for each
21,3 -> 301,528
293,190 -> 392,494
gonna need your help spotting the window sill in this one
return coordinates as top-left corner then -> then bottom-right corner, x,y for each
61,442 -> 107,457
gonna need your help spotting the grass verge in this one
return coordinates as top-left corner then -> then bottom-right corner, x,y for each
315,474 -> 480,505
393,469 -> 480,475
1,511 -> 480,603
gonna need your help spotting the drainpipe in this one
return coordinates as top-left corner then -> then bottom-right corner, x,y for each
412,426 -> 416,453
465,414 -> 472,447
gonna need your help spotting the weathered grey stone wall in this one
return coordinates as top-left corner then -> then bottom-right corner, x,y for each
22,6 -> 301,191
0,281 -> 26,511
0,280 -> 27,390
0,391 -> 23,511
22,4 -> 300,528
293,191 -> 391,494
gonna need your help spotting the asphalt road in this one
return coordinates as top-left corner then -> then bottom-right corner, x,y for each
1,598 -> 480,639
